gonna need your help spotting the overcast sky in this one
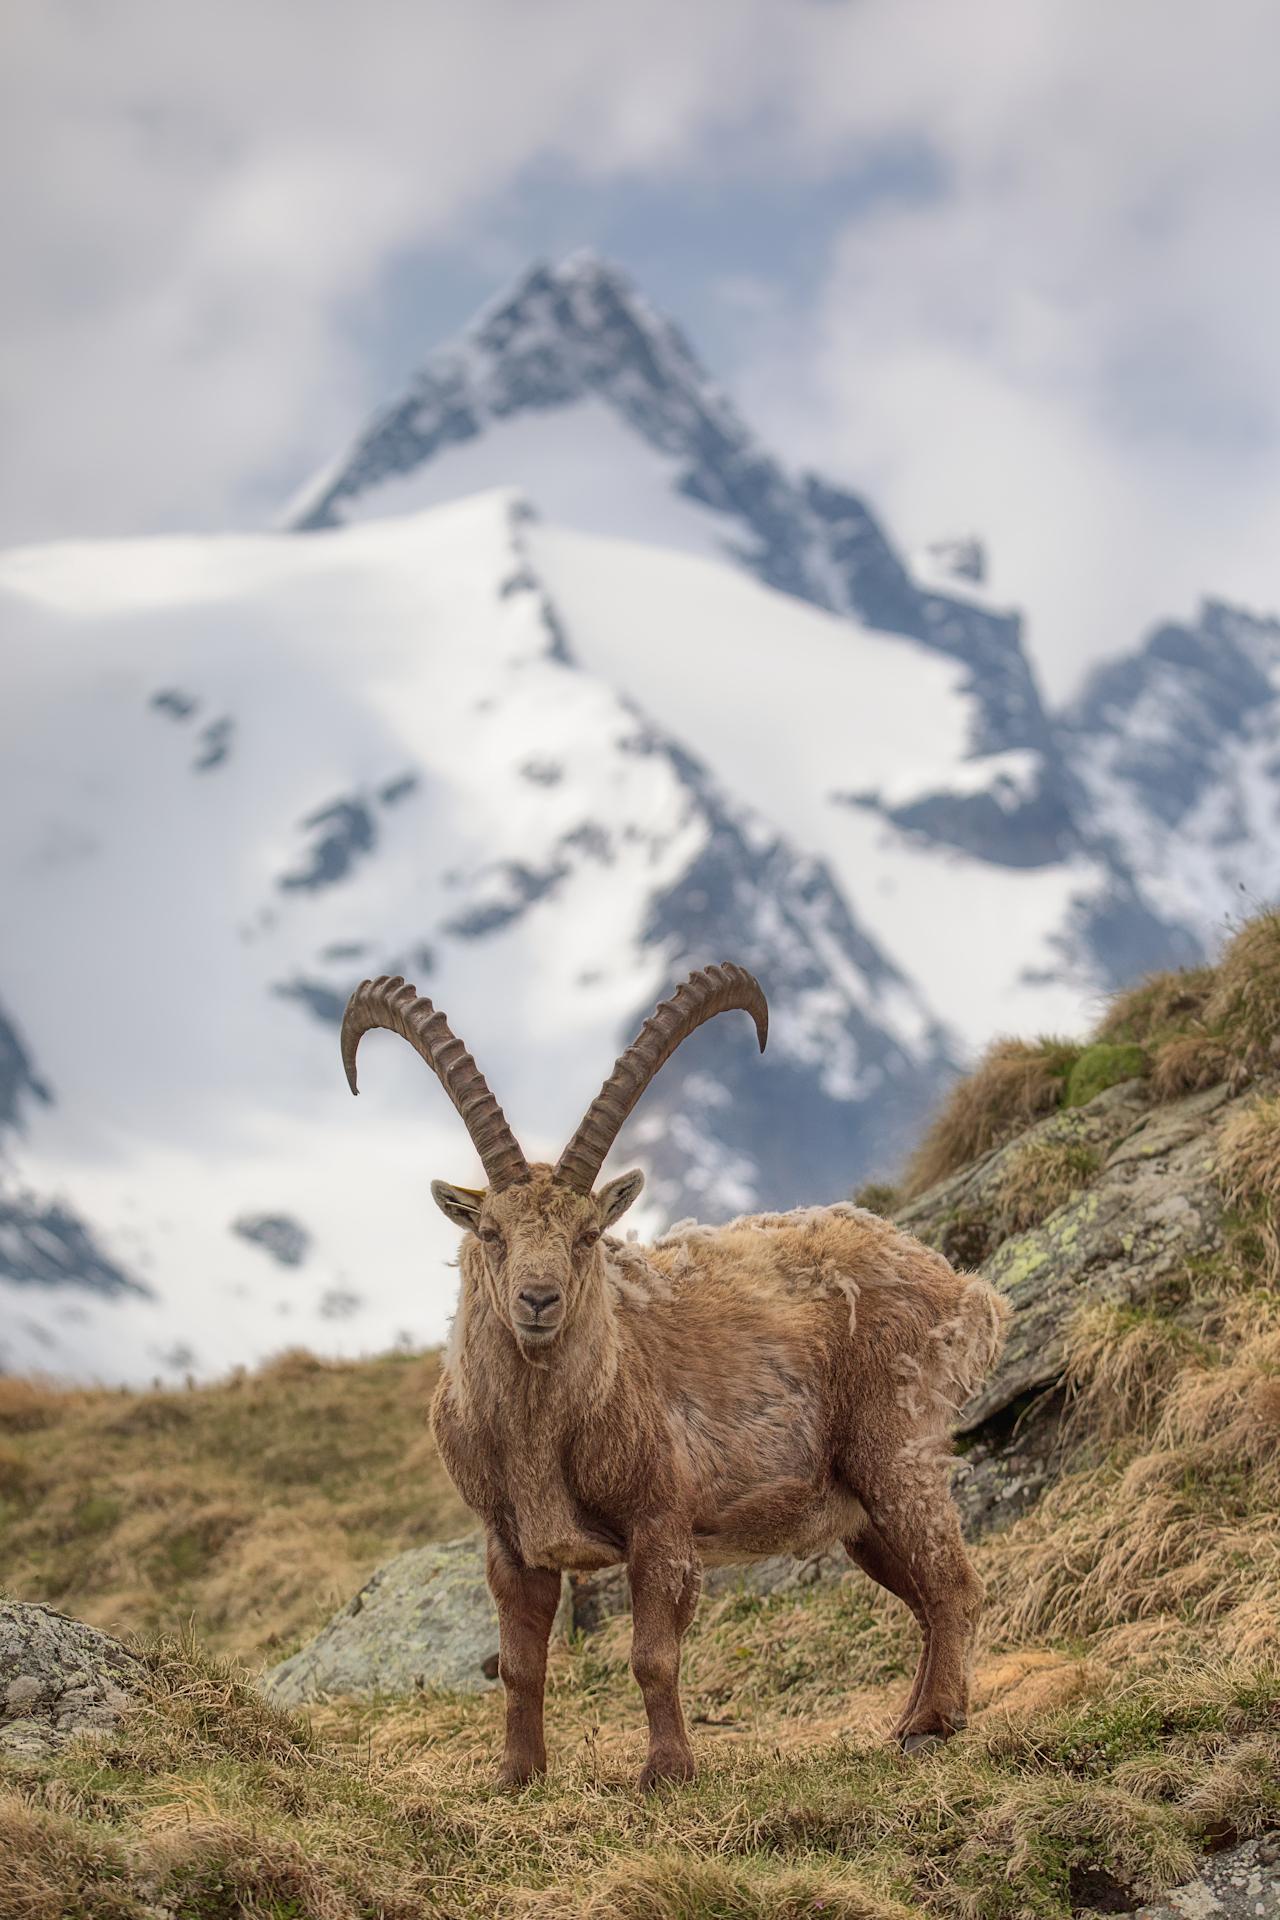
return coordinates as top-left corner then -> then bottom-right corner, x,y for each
6,0 -> 1279,699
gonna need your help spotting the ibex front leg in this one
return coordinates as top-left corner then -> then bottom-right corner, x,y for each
486,1532 -> 562,1786
627,1520 -> 700,1789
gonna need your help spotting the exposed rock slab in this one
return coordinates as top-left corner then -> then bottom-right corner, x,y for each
898,1079 -> 1250,1430
261,1537 -> 570,1704
1132,1833 -> 1279,1919
0,1600 -> 139,1757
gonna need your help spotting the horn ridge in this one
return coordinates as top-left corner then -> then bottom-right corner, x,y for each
340,974 -> 529,1192
554,961 -> 768,1194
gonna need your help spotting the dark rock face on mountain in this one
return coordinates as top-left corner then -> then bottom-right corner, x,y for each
1063,598 -> 1280,936
0,1000 -> 140,1299
0,998 -> 51,1136
0,1194 -> 141,1295
232,1213 -> 311,1268
288,253 -> 1074,872
623,731 -> 953,1209
286,252 -> 1280,964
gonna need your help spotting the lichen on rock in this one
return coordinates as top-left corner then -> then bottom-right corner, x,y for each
898,1077 -> 1250,1430
261,1537 -> 571,1704
0,1600 -> 139,1757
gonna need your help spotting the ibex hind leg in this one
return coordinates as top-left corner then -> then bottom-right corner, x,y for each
843,1522 -> 933,1738
843,1438 -> 983,1747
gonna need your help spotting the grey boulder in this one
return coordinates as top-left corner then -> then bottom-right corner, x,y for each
1132,1833 -> 1279,1919
0,1600 -> 139,1757
261,1536 -> 569,1704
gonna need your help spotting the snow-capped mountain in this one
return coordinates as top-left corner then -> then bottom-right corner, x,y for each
0,488 -> 981,1383
4,250 -> 1276,1385
286,254 -> 1067,853
1063,598 -> 1280,940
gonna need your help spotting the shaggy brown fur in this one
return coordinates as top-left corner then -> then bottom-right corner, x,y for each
429,1170 -> 1008,1788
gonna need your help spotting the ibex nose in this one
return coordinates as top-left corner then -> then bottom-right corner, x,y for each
517,1287 -> 561,1320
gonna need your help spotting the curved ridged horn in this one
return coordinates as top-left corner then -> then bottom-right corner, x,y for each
341,976 -> 530,1192
555,962 -> 768,1194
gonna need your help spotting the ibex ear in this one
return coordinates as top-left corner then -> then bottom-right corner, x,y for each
596,1168 -> 645,1229
431,1181 -> 486,1232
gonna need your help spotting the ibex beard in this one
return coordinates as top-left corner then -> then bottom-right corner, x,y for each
342,963 -> 1008,1790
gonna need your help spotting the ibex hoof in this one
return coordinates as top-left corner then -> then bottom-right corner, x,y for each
639,1751 -> 696,1791
900,1731 -> 946,1755
498,1759 -> 544,1789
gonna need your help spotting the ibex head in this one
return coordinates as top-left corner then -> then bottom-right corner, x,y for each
340,964 -> 768,1356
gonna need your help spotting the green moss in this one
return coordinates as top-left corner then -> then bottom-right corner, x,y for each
1064,1043 -> 1149,1109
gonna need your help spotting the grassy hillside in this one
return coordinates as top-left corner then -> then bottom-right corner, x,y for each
3,913 -> 1279,1917
0,1348 -> 469,1664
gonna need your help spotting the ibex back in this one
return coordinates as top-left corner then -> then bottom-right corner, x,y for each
342,963 -> 1007,1788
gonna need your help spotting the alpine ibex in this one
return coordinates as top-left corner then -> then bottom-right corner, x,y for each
342,963 -> 1007,1787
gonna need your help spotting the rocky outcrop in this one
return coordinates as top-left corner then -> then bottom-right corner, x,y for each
261,1538 -> 570,1705
0,1601 -> 139,1757
898,1078 -> 1249,1429
1132,1833 -> 1279,1919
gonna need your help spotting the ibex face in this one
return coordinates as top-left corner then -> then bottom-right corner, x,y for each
340,961 -> 766,1347
430,1165 -> 645,1353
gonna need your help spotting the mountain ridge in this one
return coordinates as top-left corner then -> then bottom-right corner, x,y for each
3,252 -> 1278,1382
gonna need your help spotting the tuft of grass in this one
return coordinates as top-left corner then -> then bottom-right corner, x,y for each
1061,1305 -> 1211,1445
852,1181 -> 900,1217
1216,1093 -> 1280,1284
512,1854 -> 912,1919
902,908 -> 1280,1203
1063,1043 -> 1147,1109
903,1038 -> 1080,1198
1149,1033 -> 1233,1101
1112,912 -> 1280,1104
1198,910 -> 1280,1078
1096,967 -> 1217,1048
0,1377 -> 69,1433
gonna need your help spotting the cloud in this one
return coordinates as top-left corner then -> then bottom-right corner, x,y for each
728,0 -> 1280,696
4,0 -> 1279,702
0,0 -> 798,542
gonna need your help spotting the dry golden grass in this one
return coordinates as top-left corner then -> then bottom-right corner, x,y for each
902,1038 -> 1079,1198
6,1143 -> 1279,1919
3,1623 -> 1276,1920
1217,1092 -> 1280,1283
5,923 -> 1280,1915
903,908 -> 1280,1196
0,1348 -> 469,1665
988,1237 -> 1280,1655
1060,1304 -> 1211,1445
1096,966 -> 1217,1047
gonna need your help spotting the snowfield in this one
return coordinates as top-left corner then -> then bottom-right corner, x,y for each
1,489 -> 1019,1383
